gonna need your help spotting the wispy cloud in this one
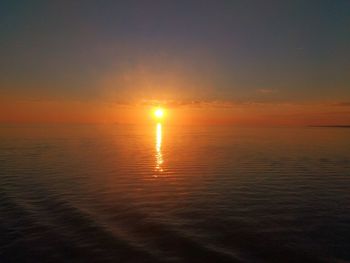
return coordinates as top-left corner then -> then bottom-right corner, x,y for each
135,99 -> 293,109
257,89 -> 276,94
331,102 -> 350,107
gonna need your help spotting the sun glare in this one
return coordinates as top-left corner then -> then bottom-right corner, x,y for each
154,108 -> 164,119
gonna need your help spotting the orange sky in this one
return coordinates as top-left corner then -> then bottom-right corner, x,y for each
1,1 -> 350,127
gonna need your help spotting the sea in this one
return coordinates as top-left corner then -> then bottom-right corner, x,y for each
0,124 -> 349,262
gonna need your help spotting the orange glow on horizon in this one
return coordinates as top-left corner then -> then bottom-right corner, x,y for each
1,95 -> 350,126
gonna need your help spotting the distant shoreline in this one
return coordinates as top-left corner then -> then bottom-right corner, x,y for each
309,125 -> 350,128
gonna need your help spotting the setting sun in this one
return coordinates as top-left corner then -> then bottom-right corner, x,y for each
154,108 -> 164,119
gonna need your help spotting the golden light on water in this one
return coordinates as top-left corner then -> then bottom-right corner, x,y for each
155,123 -> 163,172
152,107 -> 165,173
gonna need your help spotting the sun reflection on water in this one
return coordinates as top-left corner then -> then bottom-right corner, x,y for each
155,123 -> 163,172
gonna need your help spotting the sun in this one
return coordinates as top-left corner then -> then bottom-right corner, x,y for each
154,108 -> 164,119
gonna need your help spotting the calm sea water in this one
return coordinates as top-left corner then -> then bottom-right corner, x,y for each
0,124 -> 349,263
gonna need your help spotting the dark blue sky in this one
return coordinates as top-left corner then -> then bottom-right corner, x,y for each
1,0 -> 350,104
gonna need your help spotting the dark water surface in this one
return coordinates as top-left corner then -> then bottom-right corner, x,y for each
0,124 -> 349,263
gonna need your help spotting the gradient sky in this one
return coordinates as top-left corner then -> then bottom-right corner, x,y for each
1,0 -> 350,125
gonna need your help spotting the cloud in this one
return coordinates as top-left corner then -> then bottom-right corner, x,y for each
139,99 -> 211,108
135,99 -> 292,109
331,102 -> 350,107
257,89 -> 276,94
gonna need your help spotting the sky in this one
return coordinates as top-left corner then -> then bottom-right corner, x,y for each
1,0 -> 350,125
